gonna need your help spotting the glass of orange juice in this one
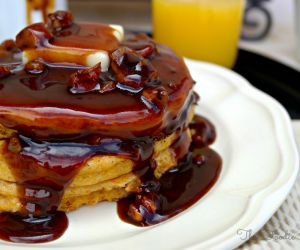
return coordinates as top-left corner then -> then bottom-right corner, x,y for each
152,0 -> 245,68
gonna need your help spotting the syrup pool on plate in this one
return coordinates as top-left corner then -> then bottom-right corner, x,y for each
117,116 -> 222,226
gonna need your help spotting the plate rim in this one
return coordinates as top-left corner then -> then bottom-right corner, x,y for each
184,58 -> 299,250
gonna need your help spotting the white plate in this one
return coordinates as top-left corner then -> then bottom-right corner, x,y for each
1,60 -> 298,250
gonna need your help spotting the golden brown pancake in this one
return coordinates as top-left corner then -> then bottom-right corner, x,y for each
0,118 -> 193,213
0,10 -> 195,219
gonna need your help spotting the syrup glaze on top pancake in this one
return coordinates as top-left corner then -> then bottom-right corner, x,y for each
0,47 -> 194,139
0,11 -> 221,244
0,15 -> 194,139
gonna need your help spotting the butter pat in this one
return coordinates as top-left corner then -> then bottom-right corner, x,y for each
18,22 -> 124,70
23,49 -> 110,71
86,52 -> 110,70
110,25 -> 124,42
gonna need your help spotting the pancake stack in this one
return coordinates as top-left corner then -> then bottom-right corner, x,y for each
0,124 -> 194,212
0,11 -> 195,216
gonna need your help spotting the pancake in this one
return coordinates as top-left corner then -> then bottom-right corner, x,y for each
0,124 -> 192,213
0,172 -> 140,213
0,10 -> 200,243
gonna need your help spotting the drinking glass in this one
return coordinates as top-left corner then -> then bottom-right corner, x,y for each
153,0 -> 245,68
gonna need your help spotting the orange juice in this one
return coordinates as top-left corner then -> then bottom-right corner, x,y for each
153,0 -> 244,68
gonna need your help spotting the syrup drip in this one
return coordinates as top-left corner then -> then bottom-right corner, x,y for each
0,115 -> 221,242
117,116 -> 221,226
0,212 -> 67,243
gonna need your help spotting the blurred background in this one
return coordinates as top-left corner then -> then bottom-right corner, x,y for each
0,0 -> 298,70
70,0 -> 298,70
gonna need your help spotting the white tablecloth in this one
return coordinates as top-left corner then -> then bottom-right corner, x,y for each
240,122 -> 300,249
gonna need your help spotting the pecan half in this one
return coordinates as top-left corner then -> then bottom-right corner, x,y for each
0,66 -> 11,79
16,23 -> 53,50
47,11 -> 73,32
69,63 -> 101,94
141,86 -> 168,113
111,47 -> 158,90
25,61 -> 46,75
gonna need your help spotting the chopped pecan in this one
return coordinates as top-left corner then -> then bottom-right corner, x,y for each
0,66 -> 11,79
193,154 -> 206,166
69,63 -> 101,94
25,61 -> 46,74
111,47 -> 158,90
0,39 -> 18,52
128,204 -> 143,222
16,23 -> 53,50
99,81 -> 116,94
127,192 -> 159,223
139,195 -> 157,214
141,86 -> 168,113
47,11 -> 73,32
